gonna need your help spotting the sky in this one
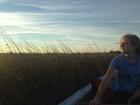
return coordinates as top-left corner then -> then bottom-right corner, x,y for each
0,0 -> 140,53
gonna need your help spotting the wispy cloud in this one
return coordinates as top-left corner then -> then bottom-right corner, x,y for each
14,2 -> 89,13
0,0 -> 9,2
0,0 -> 140,51
71,0 -> 88,5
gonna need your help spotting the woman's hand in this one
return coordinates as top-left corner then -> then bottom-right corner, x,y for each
127,98 -> 133,105
88,96 -> 102,105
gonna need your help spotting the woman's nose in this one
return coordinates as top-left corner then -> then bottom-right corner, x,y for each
120,43 -> 125,48
120,43 -> 123,47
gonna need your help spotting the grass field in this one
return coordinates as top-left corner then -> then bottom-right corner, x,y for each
0,29 -> 120,105
0,52 -> 119,105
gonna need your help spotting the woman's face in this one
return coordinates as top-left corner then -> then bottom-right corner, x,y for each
120,37 -> 136,54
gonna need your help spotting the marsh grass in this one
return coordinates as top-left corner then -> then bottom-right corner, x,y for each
0,28 -> 119,105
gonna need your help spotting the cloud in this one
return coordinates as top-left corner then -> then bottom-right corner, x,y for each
1,11 -> 140,44
14,2 -> 89,13
71,0 -> 88,5
0,12 -> 28,26
0,0 -> 140,52
0,0 -> 5,1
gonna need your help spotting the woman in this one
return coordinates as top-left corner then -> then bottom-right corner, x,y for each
89,33 -> 140,105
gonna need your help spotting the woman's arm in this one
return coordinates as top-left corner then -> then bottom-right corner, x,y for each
95,68 -> 114,98
128,87 -> 140,104
89,68 -> 115,105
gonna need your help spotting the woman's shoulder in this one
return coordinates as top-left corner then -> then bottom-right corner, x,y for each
137,54 -> 140,58
136,54 -> 140,62
109,54 -> 123,70
113,54 -> 124,60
